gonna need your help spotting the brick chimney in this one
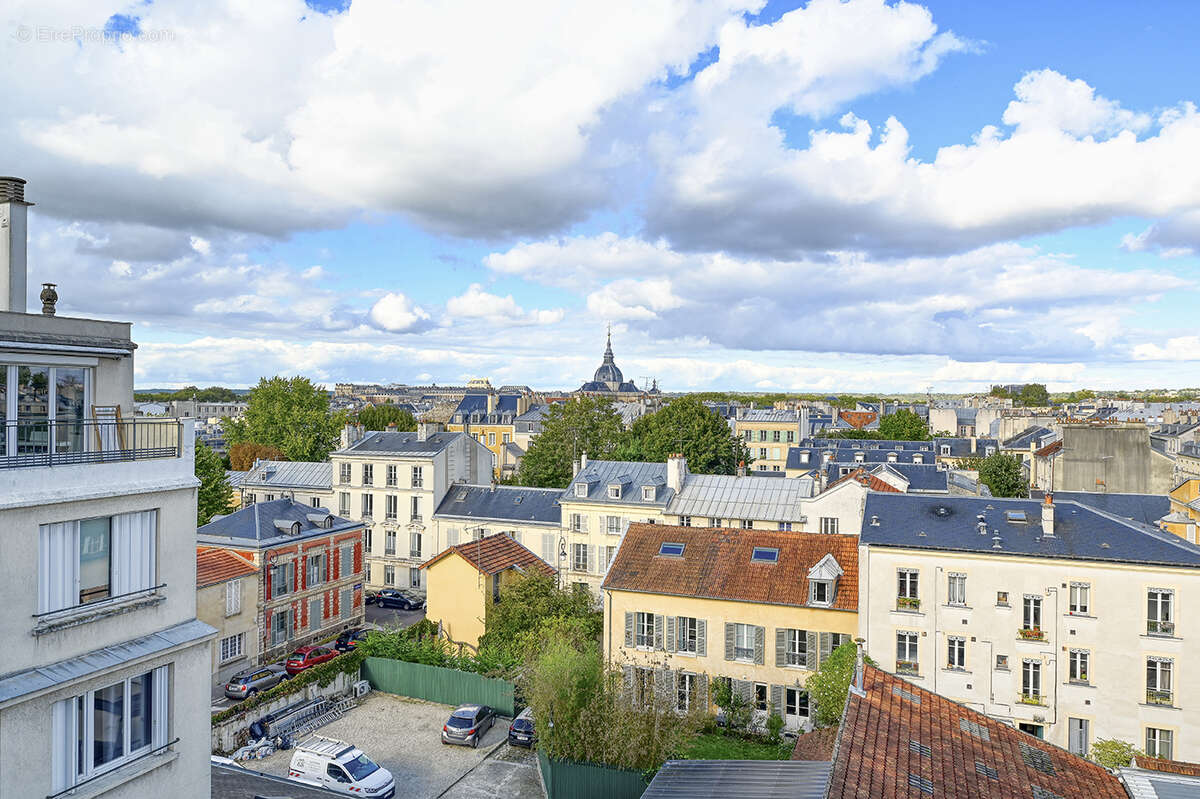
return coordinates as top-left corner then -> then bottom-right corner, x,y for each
0,177 -> 31,313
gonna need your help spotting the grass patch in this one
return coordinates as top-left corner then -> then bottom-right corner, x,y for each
681,732 -> 791,761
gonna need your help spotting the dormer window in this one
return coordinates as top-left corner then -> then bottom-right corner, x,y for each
807,553 -> 844,608
887,452 -> 898,462
985,446 -> 996,456
641,486 -> 655,501
800,451 -> 810,464
940,445 -> 951,456
913,454 -> 924,464
607,485 -> 621,500
575,483 -> 588,498
854,451 -> 865,463
809,580 -> 833,606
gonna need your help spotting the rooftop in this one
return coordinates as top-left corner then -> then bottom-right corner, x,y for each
433,483 -> 561,525
334,430 -> 464,457
1030,489 -> 1170,527
240,460 -> 332,490
568,460 -> 673,504
196,549 -> 258,587
422,532 -> 555,577
196,498 -> 361,548
827,467 -> 902,494
736,408 -> 806,424
666,473 -> 816,523
642,760 -> 831,799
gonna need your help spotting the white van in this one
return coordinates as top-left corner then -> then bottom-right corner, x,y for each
288,736 -> 395,798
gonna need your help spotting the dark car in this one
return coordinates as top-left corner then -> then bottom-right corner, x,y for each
441,705 -> 496,748
365,589 -> 379,605
223,665 -> 288,700
335,628 -> 374,653
284,645 -> 337,675
507,708 -> 536,748
374,589 -> 425,610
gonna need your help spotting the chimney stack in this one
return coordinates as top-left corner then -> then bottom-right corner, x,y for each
580,452 -> 588,470
0,177 -> 31,314
667,453 -> 687,493
486,392 -> 497,415
1042,493 -> 1055,537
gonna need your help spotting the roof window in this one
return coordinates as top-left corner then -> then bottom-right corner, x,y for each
642,486 -> 655,501
658,542 -> 685,557
574,483 -> 588,498
751,547 -> 779,563
1005,510 -> 1027,523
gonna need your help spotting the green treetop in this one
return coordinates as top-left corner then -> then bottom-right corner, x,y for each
517,397 -> 627,488
621,396 -> 751,473
195,439 -> 233,525
224,376 -> 346,462
356,404 -> 417,432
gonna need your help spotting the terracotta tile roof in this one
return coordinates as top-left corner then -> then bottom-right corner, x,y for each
1133,755 -> 1200,776
196,548 -> 258,588
602,523 -> 858,611
1035,440 -> 1063,458
827,467 -> 902,493
838,410 -> 878,429
422,533 -> 555,577
791,726 -> 839,762
828,665 -> 1126,799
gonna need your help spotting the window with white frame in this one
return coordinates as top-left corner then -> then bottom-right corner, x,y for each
339,463 -> 351,484
641,486 -> 654,501
270,607 -> 291,645
339,492 -> 350,516
385,530 -> 396,555
365,528 -> 373,552
220,633 -> 244,663
411,466 -> 424,488
361,493 -> 374,518
778,522 -> 792,531
307,553 -> 325,586
385,495 -> 398,520
38,510 -> 158,614
410,495 -> 421,522
1022,659 -> 1041,699
1146,728 -> 1173,760
488,432 -> 496,446
1069,582 -> 1090,615
1148,588 -> 1174,635
384,565 -> 396,586
410,531 -> 422,558
1147,657 -> 1173,705
607,515 -> 622,534
268,561 -> 294,597
635,611 -> 654,648
809,579 -> 832,606
410,567 -> 422,588
947,573 -> 966,606
786,628 -> 808,667
572,543 -> 589,572
607,485 -> 621,499
680,515 -> 692,527
897,569 -> 919,610
225,579 -> 241,616
570,513 -> 586,532
1069,649 -> 1089,683
50,666 -> 169,793
947,636 -> 966,669
896,631 -> 919,670
1023,595 -> 1042,631
677,673 -> 697,711
606,545 -> 617,568
740,519 -> 753,529
820,517 -> 839,534
575,483 -> 588,498
362,463 -> 373,485
309,497 -> 321,508
734,623 -> 755,661
759,447 -> 767,459
786,687 -> 808,718
676,616 -> 698,653
386,465 -> 397,487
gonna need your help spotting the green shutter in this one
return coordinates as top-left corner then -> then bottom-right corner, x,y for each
724,623 -> 735,661
697,619 -> 707,657
624,612 -> 634,648
775,628 -> 787,668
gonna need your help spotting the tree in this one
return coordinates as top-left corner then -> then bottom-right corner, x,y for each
356,404 -> 416,432
229,441 -> 286,471
975,452 -> 1027,498
1090,738 -> 1142,769
195,440 -> 234,525
480,572 -> 602,660
878,409 -> 931,441
711,677 -> 753,731
623,396 -> 750,474
517,397 -> 627,488
806,641 -> 873,728
224,376 -> 346,463
1018,383 -> 1050,407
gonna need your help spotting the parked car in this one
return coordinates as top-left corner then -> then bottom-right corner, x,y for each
285,645 -> 337,676
364,589 -> 379,605
507,707 -> 536,748
374,589 -> 425,610
334,627 -> 379,653
441,704 -> 496,748
289,736 -> 395,798
224,664 -> 289,700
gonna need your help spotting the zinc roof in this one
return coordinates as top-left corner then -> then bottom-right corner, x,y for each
666,473 -> 815,522
240,460 -> 332,491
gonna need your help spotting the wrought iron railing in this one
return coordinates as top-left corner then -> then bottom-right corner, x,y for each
1147,619 -> 1175,637
1147,688 -> 1173,706
1,417 -> 182,469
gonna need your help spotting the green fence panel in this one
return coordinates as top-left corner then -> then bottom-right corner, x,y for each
361,657 -> 516,717
537,750 -> 647,799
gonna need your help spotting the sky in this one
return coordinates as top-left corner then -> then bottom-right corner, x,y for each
3,0 -> 1200,394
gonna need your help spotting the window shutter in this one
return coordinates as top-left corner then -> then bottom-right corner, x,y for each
50,698 -> 76,793
622,665 -> 633,693
771,684 -> 784,717
724,623 -> 735,661
655,666 -> 673,700
654,614 -> 664,650
581,515 -> 589,532
39,521 -> 80,614
226,580 -> 241,615
666,616 -> 676,653
698,674 -> 710,711
151,664 -> 170,748
736,679 -> 753,704
591,545 -> 599,574
806,631 -> 819,669
775,628 -> 787,668
697,620 -> 707,657
625,612 -> 634,647
111,510 -> 156,596
754,625 -> 766,665
819,632 -> 833,662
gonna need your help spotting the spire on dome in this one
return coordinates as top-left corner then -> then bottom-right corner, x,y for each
604,324 -> 614,361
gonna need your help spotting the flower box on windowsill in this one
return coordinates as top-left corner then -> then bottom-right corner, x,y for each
896,660 -> 920,676
1147,621 -> 1176,637
896,597 -> 921,611
1018,693 -> 1045,706
1018,627 -> 1046,641
1147,689 -> 1173,706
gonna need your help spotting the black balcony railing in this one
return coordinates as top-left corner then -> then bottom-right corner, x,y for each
0,417 -> 183,469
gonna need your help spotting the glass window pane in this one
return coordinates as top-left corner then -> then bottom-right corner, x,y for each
129,672 -> 153,751
93,682 -> 125,767
55,367 -> 87,454
79,517 -> 112,604
17,366 -> 50,454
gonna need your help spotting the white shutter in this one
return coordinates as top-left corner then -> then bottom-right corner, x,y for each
543,533 -> 555,563
50,697 -> 77,792
591,545 -> 600,574
449,528 -> 460,547
225,579 -> 241,616
111,510 -> 156,596
152,664 -> 170,749
39,521 -> 80,613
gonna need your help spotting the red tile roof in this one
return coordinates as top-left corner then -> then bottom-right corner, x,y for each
1035,440 -> 1063,458
839,410 -> 878,429
1133,755 -> 1200,776
602,523 -> 858,611
791,726 -> 839,762
196,548 -> 258,588
827,665 -> 1126,799
422,533 -> 555,577
828,467 -> 902,493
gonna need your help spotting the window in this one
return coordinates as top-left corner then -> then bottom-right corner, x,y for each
607,485 -> 621,499
785,688 -> 808,718
384,565 -> 396,586
759,447 -> 767,459
1147,658 -> 1173,705
947,573 -> 966,606
658,542 -> 685,557
269,561 -> 295,597
996,654 -> 1009,670
307,553 -> 325,587
606,545 -> 618,568
785,628 -> 808,667
1068,582 -> 1090,615
758,430 -> 767,442
1022,659 -> 1041,699
820,517 -> 839,534
607,515 -> 622,534
339,544 -> 353,578
308,596 -> 322,630
410,532 -> 422,559
361,493 -> 374,518
362,463 -> 373,486
1068,718 -> 1090,757
634,667 -> 654,706
734,623 -> 755,661
786,430 -> 795,443
809,580 -> 832,606
1023,595 -> 1042,632
635,612 -> 654,648
676,616 -> 698,653
386,465 -> 397,487
753,682 -> 768,711
680,516 -> 692,527
264,494 -> 275,502
570,513 -> 587,532
410,567 -> 422,588
411,466 -> 424,488
339,492 -> 350,516
50,667 -> 168,793
642,486 -> 655,501
772,430 -> 781,442
897,569 -> 919,610
271,608 -> 291,645
1069,650 -> 1089,683
740,519 -> 753,529
503,433 -> 511,444
572,543 -> 589,572
245,493 -> 256,505
742,430 -> 751,441
385,530 -> 397,556
778,521 -> 792,531
709,517 -> 723,527
365,528 -> 373,552
385,495 -> 398,521
997,591 -> 1009,606
1146,728 -> 1173,760
38,511 -> 157,614
340,587 -> 352,618
488,433 -> 496,446
339,463 -> 351,484
309,497 -> 321,508
1148,588 -> 1174,636
224,579 -> 241,616
677,673 -> 697,711
947,636 -> 966,669
751,547 -> 779,563
940,445 -> 951,456
896,631 -> 919,672
410,496 -> 421,522
220,632 -> 244,663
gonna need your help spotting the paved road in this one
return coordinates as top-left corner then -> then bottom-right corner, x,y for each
440,743 -> 542,799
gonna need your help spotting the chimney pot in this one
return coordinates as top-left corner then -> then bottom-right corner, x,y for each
40,283 -> 57,316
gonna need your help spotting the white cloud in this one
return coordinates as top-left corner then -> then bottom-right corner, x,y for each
1132,336 -> 1200,362
189,235 -> 212,256
368,292 -> 433,333
444,284 -> 564,326
1001,70 -> 1151,136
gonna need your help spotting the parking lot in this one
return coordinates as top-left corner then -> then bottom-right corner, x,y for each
250,692 -> 542,798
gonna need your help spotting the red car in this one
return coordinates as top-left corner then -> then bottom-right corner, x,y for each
284,645 -> 337,675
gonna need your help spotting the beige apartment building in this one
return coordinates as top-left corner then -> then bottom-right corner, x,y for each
196,549 -> 259,689
859,492 -> 1200,761
733,408 -> 809,472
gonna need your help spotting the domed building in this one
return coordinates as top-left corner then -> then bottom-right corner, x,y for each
577,329 -> 645,396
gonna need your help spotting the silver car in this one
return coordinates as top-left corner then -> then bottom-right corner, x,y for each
224,664 -> 288,701
441,705 -> 496,748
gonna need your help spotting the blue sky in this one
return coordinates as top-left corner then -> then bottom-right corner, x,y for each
4,0 -> 1200,392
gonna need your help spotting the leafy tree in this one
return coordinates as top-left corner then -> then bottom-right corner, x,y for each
229,441 -> 286,471
135,385 -> 241,403
623,396 -> 750,474
480,572 -> 602,660
877,409 -> 931,441
975,452 -> 1028,498
806,641 -> 873,728
517,397 -> 627,488
824,429 -> 883,440
1018,383 -> 1050,407
1089,738 -> 1142,769
356,404 -> 416,432
711,678 -> 753,731
195,440 -> 234,525
224,376 -> 346,463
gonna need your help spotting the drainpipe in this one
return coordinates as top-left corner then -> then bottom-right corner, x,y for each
605,589 -> 613,669
933,565 -> 941,695
1045,586 -> 1059,729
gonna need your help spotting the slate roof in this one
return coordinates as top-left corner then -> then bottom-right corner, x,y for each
225,469 -> 248,488
567,460 -> 673,505
736,408 -> 806,424
197,498 -> 361,548
1030,490 -> 1170,526
211,763 -> 342,798
240,460 -> 332,491
873,463 -> 949,493
935,437 -> 1001,457
827,665 -> 1127,799
666,474 -> 816,523
1180,441 -> 1200,459
642,760 -> 831,799
603,524 -> 858,611
805,438 -> 936,452
197,549 -> 258,587
827,468 -> 902,494
860,493 -> 1200,568
334,430 -> 464,457
422,532 -> 555,577
1002,425 -> 1054,450
433,484 -> 561,525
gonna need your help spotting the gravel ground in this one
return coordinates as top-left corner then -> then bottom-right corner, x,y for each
249,692 -> 519,798
441,743 -> 542,799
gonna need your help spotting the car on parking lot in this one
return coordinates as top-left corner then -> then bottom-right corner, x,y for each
441,704 -> 496,748
334,626 -> 379,653
373,589 -> 425,610
289,735 -> 395,798
224,664 -> 289,700
507,707 -> 536,748
285,645 -> 338,675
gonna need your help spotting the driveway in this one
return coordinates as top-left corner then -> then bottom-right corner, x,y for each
441,743 -> 542,799
248,692 -> 541,799
365,604 -> 426,629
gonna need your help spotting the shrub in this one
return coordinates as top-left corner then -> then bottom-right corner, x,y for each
765,710 -> 784,745
211,648 -> 365,726
1090,738 -> 1142,769
806,641 -> 873,728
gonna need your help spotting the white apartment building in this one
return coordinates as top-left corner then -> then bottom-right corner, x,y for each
330,425 -> 492,591
858,491 -> 1200,762
0,177 -> 214,799
733,408 -> 809,472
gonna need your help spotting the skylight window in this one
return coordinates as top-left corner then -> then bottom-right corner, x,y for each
751,547 -> 779,563
892,685 -> 921,705
907,774 -> 933,795
1018,741 -> 1055,775
1005,510 -> 1027,523
658,542 -> 685,557
959,718 -> 990,741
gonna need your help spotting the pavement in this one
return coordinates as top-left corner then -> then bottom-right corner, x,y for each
441,742 -> 541,799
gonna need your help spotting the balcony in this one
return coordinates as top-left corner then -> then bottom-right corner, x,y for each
1018,693 -> 1045,706
1146,689 -> 1173,706
1018,627 -> 1047,642
1148,620 -> 1175,637
1,417 -> 182,469
896,596 -> 921,612
896,660 -> 920,676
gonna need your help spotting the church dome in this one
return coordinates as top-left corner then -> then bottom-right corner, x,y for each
592,330 -> 624,385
